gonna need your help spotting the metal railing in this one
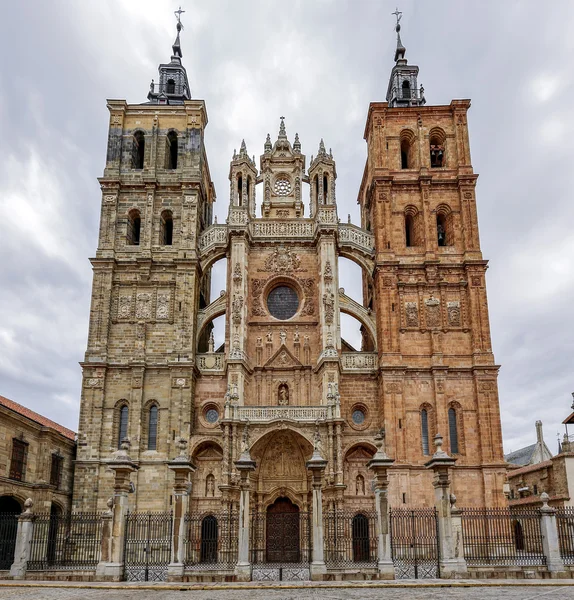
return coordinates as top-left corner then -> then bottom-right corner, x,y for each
0,513 -> 18,570
556,507 -> 574,565
28,513 -> 102,570
460,508 -> 546,566
184,511 -> 238,570
323,509 -> 377,568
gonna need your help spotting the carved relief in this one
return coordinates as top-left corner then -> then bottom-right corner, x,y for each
276,209 -> 289,218
233,263 -> 242,285
259,246 -> 304,274
136,293 -> 152,319
278,383 -> 289,405
298,278 -> 316,316
356,474 -> 365,495
156,293 -> 170,320
251,279 -> 267,317
323,291 -> 335,324
447,301 -> 461,327
385,382 -> 402,394
324,260 -> 333,284
405,301 -> 419,327
425,296 -> 441,328
232,295 -> 243,325
118,295 -> 132,319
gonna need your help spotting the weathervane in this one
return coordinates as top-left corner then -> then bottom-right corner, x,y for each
174,6 -> 185,28
392,7 -> 402,31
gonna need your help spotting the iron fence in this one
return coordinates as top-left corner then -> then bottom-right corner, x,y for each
556,507 -> 574,565
0,513 -> 19,570
184,510 -> 238,570
390,507 -> 439,579
323,509 -> 377,568
124,511 -> 172,582
460,508 -> 546,566
28,513 -> 102,570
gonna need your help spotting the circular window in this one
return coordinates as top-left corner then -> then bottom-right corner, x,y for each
267,286 -> 299,320
205,408 -> 219,424
274,178 -> 292,196
352,409 -> 366,425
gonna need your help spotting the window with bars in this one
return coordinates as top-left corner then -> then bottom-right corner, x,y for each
421,409 -> 430,456
448,407 -> 459,454
118,405 -> 129,449
9,439 -> 28,481
50,454 -> 64,488
148,405 -> 158,451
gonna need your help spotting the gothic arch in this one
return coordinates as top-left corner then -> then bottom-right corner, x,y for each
189,438 -> 224,459
338,290 -> 377,350
249,426 -> 314,456
263,487 -> 305,511
343,440 -> 378,459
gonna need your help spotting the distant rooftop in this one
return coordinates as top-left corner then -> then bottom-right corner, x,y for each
0,395 -> 76,441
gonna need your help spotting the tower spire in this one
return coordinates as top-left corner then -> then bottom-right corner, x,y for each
147,6 -> 191,104
386,9 -> 425,108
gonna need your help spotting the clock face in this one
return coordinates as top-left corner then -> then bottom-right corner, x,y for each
274,178 -> 292,196
267,285 -> 299,320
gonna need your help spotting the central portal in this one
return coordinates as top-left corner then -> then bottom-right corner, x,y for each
266,497 -> 300,563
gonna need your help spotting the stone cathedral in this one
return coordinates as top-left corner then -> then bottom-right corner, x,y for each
73,16 -> 507,519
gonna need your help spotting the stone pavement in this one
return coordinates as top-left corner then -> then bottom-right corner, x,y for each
0,581 -> 574,600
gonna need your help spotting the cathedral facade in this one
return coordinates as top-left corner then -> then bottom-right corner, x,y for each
73,17 -> 507,523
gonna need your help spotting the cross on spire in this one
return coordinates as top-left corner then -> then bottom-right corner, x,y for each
392,7 -> 402,30
174,6 -> 185,26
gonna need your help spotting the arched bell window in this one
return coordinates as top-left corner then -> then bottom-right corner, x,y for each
127,210 -> 141,246
402,80 -> 411,99
166,79 -> 175,94
132,131 -> 145,170
165,131 -> 178,169
160,210 -> 173,246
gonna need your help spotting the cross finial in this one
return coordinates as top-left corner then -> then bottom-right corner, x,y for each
175,6 -> 185,25
392,7 -> 402,30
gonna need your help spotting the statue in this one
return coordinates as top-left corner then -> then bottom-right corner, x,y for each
241,420 -> 251,454
150,79 -> 154,93
278,384 -> 289,405
256,336 -> 262,347
206,473 -> 215,497
304,335 -> 310,347
266,330 -> 273,343
280,330 -> 287,345
356,474 -> 365,495
208,330 -> 215,353
293,327 -> 300,343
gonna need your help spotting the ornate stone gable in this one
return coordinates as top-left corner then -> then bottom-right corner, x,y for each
263,344 -> 303,370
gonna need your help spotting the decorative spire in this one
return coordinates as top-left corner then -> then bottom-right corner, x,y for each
392,7 -> 406,63
278,116 -> 287,139
239,139 -> 248,157
293,132 -> 301,153
264,133 -> 272,153
172,6 -> 185,58
318,138 -> 326,156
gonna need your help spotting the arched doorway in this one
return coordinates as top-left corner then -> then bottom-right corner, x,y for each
47,504 -> 62,565
352,513 -> 370,562
266,497 -> 300,563
200,515 -> 218,563
0,496 -> 21,570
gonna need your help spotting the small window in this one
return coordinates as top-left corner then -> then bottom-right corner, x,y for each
132,131 -> 145,169
430,144 -> 444,168
160,211 -> 173,245
127,210 -> 141,245
9,439 -> 28,481
402,80 -> 411,99
421,409 -> 429,456
401,147 -> 408,169
148,405 -> 158,451
533,484 -> 538,496
237,175 -> 243,206
247,176 -> 251,204
314,175 -> 319,202
50,454 -> 64,488
436,214 -> 447,246
118,405 -> 129,449
323,174 -> 328,203
448,407 -> 459,454
167,79 -> 176,94
166,132 -> 178,169
405,214 -> 414,247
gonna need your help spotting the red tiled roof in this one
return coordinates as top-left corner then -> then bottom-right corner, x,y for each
506,459 -> 553,478
0,395 -> 76,441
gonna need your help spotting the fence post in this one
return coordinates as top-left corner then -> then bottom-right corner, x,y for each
234,423 -> 256,582
167,438 -> 196,581
425,433 -> 467,578
9,499 -> 34,580
539,492 -> 566,574
95,498 -> 114,579
98,440 -> 139,581
367,429 -> 395,579
306,424 -> 328,581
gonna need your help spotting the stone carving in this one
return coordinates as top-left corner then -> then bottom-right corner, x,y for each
198,224 -> 227,253
175,378 -> 186,387
298,277 -> 316,316
385,382 -> 402,394
232,295 -> 243,325
228,208 -> 249,225
156,293 -> 170,319
278,383 -> 289,405
233,262 -> 242,285
340,353 -> 377,371
471,276 -> 482,287
85,378 -> 102,388
136,293 -> 152,319
208,331 -> 215,353
260,246 -> 304,274
405,301 -> 419,327
323,291 -> 335,324
279,330 -> 287,345
104,194 -> 116,203
356,474 -> 365,495
337,224 -> 375,254
229,335 -> 242,359
324,260 -> 333,283
425,296 -> 441,328
118,295 -> 132,319
293,328 -> 300,343
304,335 -> 310,347
238,406 -> 326,423
251,221 -> 314,239
197,353 -> 224,372
266,330 -> 273,343
447,301 -> 461,327
276,209 -> 289,217
256,336 -> 262,347
251,279 -> 267,317
205,473 -> 215,497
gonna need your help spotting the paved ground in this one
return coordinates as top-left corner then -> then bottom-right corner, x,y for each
0,583 -> 574,600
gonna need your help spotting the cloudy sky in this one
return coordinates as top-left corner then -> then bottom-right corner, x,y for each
0,0 -> 573,454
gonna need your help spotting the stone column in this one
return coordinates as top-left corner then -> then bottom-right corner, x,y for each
234,423 -> 256,582
539,492 -> 566,574
96,440 -> 139,581
10,499 -> 34,580
95,498 -> 114,579
167,438 -> 196,581
306,424 -> 328,580
367,429 -> 395,579
425,434 -> 467,578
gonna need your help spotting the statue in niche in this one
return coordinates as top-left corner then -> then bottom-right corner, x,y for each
356,474 -> 365,495
293,327 -> 300,343
278,383 -> 289,405
205,473 -> 215,497
280,330 -> 287,345
266,330 -> 273,343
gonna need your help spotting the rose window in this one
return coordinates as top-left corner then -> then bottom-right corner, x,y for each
274,178 -> 292,196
